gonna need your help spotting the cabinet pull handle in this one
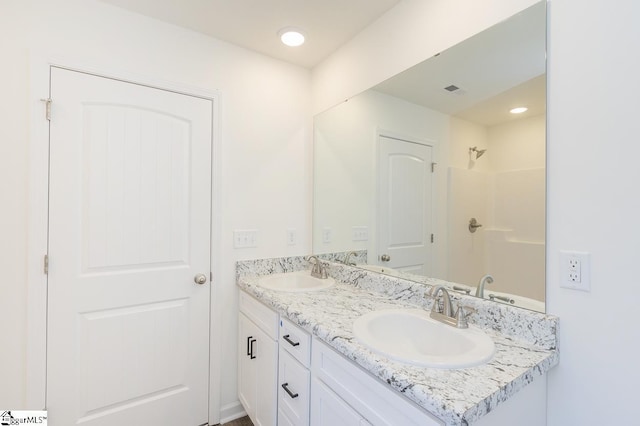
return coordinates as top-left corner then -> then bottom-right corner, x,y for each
281,383 -> 299,399
282,334 -> 300,347
249,338 -> 256,359
247,336 -> 253,356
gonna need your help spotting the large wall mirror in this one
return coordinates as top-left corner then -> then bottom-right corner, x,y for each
313,1 -> 546,312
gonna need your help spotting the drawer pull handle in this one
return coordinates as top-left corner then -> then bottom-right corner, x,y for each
249,338 -> 256,359
281,383 -> 299,399
283,334 -> 300,347
247,336 -> 253,356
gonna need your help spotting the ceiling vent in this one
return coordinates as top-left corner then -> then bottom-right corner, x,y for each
444,84 -> 467,95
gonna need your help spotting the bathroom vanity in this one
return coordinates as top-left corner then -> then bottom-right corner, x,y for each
236,256 -> 558,426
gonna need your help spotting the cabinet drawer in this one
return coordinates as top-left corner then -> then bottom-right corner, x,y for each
279,349 -> 310,426
312,338 -> 444,426
280,317 -> 311,367
239,290 -> 278,339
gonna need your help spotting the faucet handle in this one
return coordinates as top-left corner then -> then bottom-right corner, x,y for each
318,261 -> 329,279
452,285 -> 471,295
454,305 -> 476,329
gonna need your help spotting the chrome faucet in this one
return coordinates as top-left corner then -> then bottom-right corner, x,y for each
475,274 -> 494,298
343,251 -> 357,266
306,255 -> 328,279
429,285 -> 454,317
427,285 -> 474,329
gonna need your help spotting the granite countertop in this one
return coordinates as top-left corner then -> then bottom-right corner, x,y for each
236,256 -> 559,426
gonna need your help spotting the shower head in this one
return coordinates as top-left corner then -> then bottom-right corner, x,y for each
469,146 -> 487,160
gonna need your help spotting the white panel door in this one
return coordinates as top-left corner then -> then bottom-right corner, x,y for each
46,67 -> 212,426
377,135 -> 433,275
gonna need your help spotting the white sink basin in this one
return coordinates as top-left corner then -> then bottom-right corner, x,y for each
352,308 -> 495,369
257,271 -> 335,292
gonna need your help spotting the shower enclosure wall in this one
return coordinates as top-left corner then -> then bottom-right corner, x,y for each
447,113 -> 545,303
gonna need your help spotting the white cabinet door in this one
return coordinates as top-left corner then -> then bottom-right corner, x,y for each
310,377 -> 362,426
47,67 -> 212,426
254,336 -> 278,426
238,312 -> 278,426
238,314 -> 258,420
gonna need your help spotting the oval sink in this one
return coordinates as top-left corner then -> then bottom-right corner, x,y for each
257,271 -> 335,292
353,308 -> 494,368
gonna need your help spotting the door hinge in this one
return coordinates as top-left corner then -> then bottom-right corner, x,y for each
431,234 -> 435,243
210,272 -> 213,283
44,254 -> 49,274
40,98 -> 52,121
431,162 -> 437,173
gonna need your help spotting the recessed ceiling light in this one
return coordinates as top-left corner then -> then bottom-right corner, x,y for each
510,107 -> 528,114
279,28 -> 305,47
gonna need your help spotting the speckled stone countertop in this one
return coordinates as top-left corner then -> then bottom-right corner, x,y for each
236,255 -> 559,426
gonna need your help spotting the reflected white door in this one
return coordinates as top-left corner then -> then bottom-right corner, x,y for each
46,67 -> 212,426
377,135 -> 433,274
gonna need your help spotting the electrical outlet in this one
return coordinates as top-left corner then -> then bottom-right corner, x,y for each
560,251 -> 590,291
322,227 -> 332,244
567,257 -> 581,283
286,228 -> 297,246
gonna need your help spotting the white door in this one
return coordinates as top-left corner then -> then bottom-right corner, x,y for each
46,67 -> 212,426
377,135 -> 433,275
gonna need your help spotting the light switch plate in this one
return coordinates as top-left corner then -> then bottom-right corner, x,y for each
233,229 -> 258,248
352,226 -> 369,241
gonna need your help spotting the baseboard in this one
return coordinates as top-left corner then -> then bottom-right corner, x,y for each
218,400 -> 247,424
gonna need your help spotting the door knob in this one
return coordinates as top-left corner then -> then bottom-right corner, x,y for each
194,274 -> 207,285
380,254 -> 391,262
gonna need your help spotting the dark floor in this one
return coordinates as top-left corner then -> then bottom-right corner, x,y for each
218,416 -> 253,426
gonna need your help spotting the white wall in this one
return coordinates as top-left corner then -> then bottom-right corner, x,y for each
489,114 -> 546,172
0,0 -> 312,420
546,0 -> 640,424
0,1 -> 30,410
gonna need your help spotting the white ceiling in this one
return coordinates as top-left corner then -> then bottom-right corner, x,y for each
98,0 -> 401,68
